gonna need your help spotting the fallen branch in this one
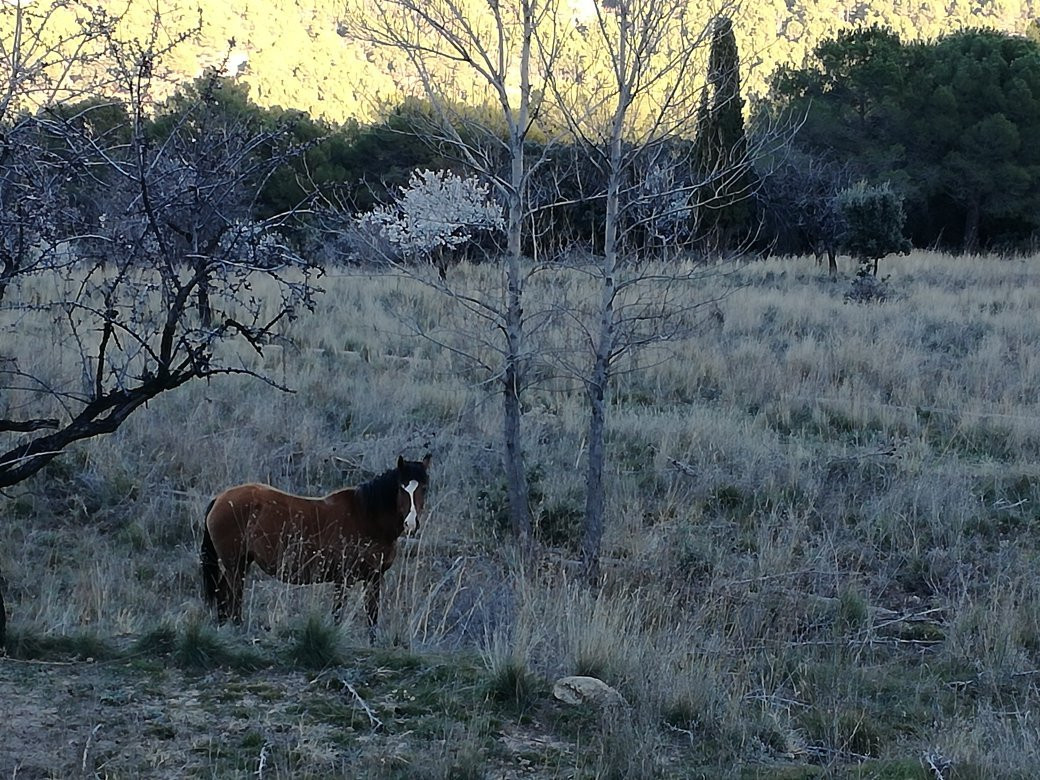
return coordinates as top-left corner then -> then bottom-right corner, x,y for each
802,742 -> 872,763
310,670 -> 384,730
668,457 -> 697,477
82,723 -> 102,772
340,675 -> 383,731
256,740 -> 270,779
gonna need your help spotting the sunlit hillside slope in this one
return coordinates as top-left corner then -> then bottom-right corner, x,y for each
104,0 -> 1040,123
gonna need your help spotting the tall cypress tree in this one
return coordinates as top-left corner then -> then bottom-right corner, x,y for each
693,16 -> 757,251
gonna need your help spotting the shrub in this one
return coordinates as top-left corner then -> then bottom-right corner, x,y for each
356,169 -> 504,267
835,181 -> 911,276
844,263 -> 893,303
287,615 -> 344,670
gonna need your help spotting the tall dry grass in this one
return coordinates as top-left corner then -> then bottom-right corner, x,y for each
4,251 -> 1040,774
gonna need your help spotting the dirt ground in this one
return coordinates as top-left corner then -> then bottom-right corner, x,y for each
2,657 -> 305,778
0,649 -> 582,779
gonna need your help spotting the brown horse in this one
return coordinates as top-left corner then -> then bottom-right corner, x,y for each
200,455 -> 431,632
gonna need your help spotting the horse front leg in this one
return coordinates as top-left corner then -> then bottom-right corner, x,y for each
363,574 -> 382,643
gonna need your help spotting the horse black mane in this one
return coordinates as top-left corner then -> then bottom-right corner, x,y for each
359,460 -> 429,513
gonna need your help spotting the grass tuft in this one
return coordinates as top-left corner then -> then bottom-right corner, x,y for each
2,629 -> 116,661
287,614 -> 343,670
175,619 -> 227,670
131,622 -> 178,656
174,618 -> 264,671
484,653 -> 540,706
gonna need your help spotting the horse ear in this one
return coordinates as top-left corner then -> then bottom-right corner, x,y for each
422,453 -> 432,471
397,455 -> 405,472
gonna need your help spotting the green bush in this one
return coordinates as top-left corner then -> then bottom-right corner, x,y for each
836,181 -> 911,277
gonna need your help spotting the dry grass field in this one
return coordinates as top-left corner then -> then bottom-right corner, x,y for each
3,251 -> 1040,778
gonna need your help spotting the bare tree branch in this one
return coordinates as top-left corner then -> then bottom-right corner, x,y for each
0,8 -> 320,489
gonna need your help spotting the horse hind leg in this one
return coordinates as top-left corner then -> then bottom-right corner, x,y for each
220,555 -> 247,625
200,523 -> 225,618
201,517 -> 246,624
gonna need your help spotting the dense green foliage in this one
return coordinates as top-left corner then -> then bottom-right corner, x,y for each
770,26 -> 1040,253
11,5 -> 1040,258
39,21 -> 1040,260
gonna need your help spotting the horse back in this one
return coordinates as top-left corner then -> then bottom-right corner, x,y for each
205,483 -> 385,582
205,483 -> 280,529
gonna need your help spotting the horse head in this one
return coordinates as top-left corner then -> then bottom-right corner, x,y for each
396,453 -> 432,534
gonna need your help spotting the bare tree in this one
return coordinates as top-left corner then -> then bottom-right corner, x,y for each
0,9 -> 319,642
0,0 -> 123,303
0,11 -> 319,489
543,3 -> 786,580
0,0 -> 130,645
343,0 -> 570,543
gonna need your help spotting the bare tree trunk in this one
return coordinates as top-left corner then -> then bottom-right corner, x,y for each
0,573 -> 6,650
581,246 -> 616,583
963,194 -> 980,254
501,19 -> 534,544
0,246 -> 20,304
582,349 -> 609,584
581,71 -> 624,582
197,273 -> 212,327
504,157 -> 530,542
503,354 -> 530,542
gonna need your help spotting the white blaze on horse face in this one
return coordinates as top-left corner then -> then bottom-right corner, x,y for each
403,480 -> 420,533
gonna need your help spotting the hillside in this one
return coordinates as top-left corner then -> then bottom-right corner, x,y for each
110,0 -> 1040,124
5,252 -> 1040,775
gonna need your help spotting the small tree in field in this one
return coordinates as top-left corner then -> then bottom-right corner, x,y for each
758,150 -> 853,274
835,180 -> 911,277
543,2 -> 787,582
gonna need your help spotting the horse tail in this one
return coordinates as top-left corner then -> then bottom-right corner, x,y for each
200,499 -> 221,606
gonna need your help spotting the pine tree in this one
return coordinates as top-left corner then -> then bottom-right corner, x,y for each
692,16 -> 757,253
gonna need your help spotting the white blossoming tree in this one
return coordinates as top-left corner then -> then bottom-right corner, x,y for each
358,169 -> 505,275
